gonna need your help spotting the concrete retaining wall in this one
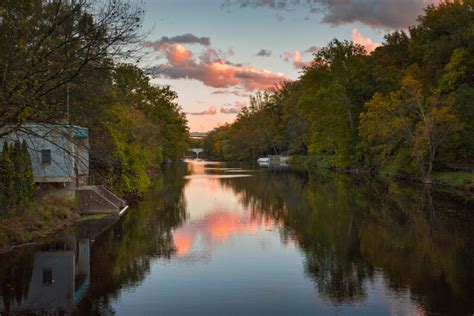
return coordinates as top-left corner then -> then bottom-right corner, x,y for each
76,186 -> 126,215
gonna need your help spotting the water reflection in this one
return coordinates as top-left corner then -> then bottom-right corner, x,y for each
172,208 -> 274,258
0,161 -> 473,315
169,161 -> 276,265
0,163 -> 188,314
0,216 -> 118,314
220,170 -> 474,314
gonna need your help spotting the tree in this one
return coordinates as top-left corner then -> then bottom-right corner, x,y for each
438,49 -> 474,163
0,0 -> 144,136
439,49 -> 474,93
11,141 -> 23,205
21,140 -> 34,202
112,64 -> 189,161
295,40 -> 373,166
0,140 -> 35,214
409,0 -> 474,85
0,142 -> 14,213
103,104 -> 155,194
360,75 -> 463,182
312,39 -> 371,132
87,64 -> 189,195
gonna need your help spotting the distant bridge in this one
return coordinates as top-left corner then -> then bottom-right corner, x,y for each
189,148 -> 204,159
190,132 -> 208,139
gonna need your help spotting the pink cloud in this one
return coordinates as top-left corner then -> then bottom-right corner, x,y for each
165,43 -> 194,64
220,100 -> 247,114
173,230 -> 193,256
351,28 -> 381,54
233,101 -> 247,109
220,107 -> 240,114
219,100 -> 247,114
146,43 -> 288,91
281,48 -> 315,69
187,105 -> 217,115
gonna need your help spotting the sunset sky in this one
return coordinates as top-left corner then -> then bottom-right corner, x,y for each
141,0 -> 439,132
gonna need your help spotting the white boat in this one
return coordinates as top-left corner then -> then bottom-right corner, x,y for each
257,157 -> 270,166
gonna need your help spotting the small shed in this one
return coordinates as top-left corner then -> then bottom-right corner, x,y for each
0,124 -> 89,185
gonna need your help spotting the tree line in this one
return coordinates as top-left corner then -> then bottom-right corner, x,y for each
203,0 -> 473,183
0,0 -> 189,200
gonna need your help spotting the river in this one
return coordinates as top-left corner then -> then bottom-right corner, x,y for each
1,160 -> 473,315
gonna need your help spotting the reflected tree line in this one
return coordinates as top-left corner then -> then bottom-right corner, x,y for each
0,249 -> 35,312
0,163 -> 189,314
220,171 -> 474,314
1,164 -> 473,314
73,163 -> 188,314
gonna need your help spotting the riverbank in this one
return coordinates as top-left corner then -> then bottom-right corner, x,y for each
288,155 -> 474,192
0,196 -> 79,254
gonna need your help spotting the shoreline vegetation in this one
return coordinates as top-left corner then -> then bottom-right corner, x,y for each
201,1 -> 474,191
1,157 -> 471,255
0,196 -> 78,254
287,156 -> 474,192
0,1 -> 189,253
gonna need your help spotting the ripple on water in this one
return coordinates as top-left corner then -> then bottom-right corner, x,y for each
184,174 -> 253,179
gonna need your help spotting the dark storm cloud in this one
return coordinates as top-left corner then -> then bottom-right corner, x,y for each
318,0 -> 434,29
256,49 -> 272,57
145,33 -> 211,50
222,0 -> 438,29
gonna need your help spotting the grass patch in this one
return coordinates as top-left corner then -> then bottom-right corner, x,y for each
79,214 -> 109,222
433,172 -> 474,189
0,196 -> 78,252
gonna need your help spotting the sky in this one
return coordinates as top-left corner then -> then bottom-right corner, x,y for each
140,0 -> 439,132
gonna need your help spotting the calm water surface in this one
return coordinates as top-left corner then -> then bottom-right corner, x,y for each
1,160 -> 473,315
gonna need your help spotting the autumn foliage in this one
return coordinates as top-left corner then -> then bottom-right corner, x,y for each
205,1 -> 474,183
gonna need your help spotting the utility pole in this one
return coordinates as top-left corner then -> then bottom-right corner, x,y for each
66,83 -> 79,188
66,84 -> 70,123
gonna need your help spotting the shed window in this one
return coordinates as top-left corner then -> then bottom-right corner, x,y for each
41,149 -> 51,165
42,267 -> 53,285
